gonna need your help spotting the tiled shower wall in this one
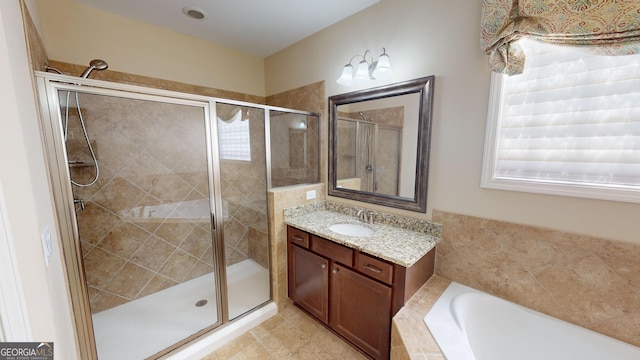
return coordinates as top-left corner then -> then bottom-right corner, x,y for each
433,210 -> 640,347
37,69 -> 272,314
269,112 -> 320,188
25,2 -> 320,313
217,103 -> 269,269
71,95 -> 215,313
69,97 -> 271,314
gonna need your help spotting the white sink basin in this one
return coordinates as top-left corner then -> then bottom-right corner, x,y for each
328,223 -> 374,237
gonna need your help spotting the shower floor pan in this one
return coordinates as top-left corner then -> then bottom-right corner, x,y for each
92,259 -> 270,360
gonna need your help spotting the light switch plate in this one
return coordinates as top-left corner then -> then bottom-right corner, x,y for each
306,190 -> 316,200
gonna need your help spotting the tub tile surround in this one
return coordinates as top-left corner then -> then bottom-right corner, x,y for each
432,209 -> 640,348
391,275 -> 450,360
283,201 -> 441,266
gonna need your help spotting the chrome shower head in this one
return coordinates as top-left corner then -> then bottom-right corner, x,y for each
80,59 -> 108,78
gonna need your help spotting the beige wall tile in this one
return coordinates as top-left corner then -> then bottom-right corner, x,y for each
434,209 -> 640,347
103,262 -> 154,299
90,291 -> 128,313
35,56 -> 325,317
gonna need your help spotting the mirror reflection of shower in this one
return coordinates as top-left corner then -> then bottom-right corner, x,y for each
336,110 -> 403,196
45,59 -> 108,189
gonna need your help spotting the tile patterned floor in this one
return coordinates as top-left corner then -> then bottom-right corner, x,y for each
201,305 -> 368,360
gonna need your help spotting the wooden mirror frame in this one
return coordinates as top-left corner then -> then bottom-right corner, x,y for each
328,76 -> 435,212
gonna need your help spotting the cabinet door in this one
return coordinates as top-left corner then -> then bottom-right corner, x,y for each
288,243 -> 329,323
330,263 -> 392,360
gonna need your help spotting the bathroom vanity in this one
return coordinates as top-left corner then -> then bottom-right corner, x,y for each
284,202 -> 440,360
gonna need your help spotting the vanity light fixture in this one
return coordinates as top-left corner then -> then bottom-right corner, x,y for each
336,48 -> 391,86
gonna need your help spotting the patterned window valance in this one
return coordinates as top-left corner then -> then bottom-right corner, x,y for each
481,0 -> 640,75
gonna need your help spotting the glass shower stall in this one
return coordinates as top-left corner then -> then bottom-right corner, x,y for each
336,117 -> 402,196
34,72 -> 319,359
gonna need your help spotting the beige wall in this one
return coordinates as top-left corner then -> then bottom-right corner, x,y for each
35,0 -> 266,97
11,0 -> 640,356
1,1 -> 77,358
265,0 -> 640,245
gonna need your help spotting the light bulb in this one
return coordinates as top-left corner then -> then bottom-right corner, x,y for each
372,52 -> 391,79
353,60 -> 370,84
336,64 -> 354,86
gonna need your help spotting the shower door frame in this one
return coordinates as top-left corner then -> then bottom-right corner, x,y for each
337,117 -> 403,195
35,71 -> 320,359
35,72 -> 228,359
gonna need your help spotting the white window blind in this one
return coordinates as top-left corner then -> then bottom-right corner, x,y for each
482,39 -> 640,203
218,109 -> 251,161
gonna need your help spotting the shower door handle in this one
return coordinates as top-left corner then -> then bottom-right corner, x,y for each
210,213 -> 216,230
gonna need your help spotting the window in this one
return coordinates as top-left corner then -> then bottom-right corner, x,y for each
218,108 -> 251,161
482,38 -> 640,203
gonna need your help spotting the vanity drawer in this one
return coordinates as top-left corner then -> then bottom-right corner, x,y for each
355,252 -> 394,285
288,227 -> 310,248
311,236 -> 353,267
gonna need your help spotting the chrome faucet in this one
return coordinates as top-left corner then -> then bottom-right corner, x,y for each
356,209 -> 375,224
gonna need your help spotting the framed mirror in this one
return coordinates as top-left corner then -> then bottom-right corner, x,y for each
328,76 -> 434,212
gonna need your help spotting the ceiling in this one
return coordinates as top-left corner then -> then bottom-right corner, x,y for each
74,0 -> 380,57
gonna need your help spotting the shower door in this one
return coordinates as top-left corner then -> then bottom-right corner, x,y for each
215,102 -> 271,320
37,76 -> 224,359
374,126 -> 402,196
357,122 -> 376,192
338,119 -> 402,196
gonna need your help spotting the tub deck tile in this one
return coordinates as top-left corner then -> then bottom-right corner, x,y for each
391,275 -> 450,360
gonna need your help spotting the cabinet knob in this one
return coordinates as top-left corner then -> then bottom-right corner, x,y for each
321,263 -> 326,269
332,268 -> 338,274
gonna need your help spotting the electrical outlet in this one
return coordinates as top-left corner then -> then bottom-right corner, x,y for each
41,226 -> 52,267
306,190 -> 316,200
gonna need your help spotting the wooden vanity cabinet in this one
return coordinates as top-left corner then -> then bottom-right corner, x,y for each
330,263 -> 392,360
288,244 -> 329,323
287,227 -> 329,323
287,226 -> 435,360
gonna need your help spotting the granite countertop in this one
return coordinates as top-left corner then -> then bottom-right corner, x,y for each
284,202 -> 440,267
